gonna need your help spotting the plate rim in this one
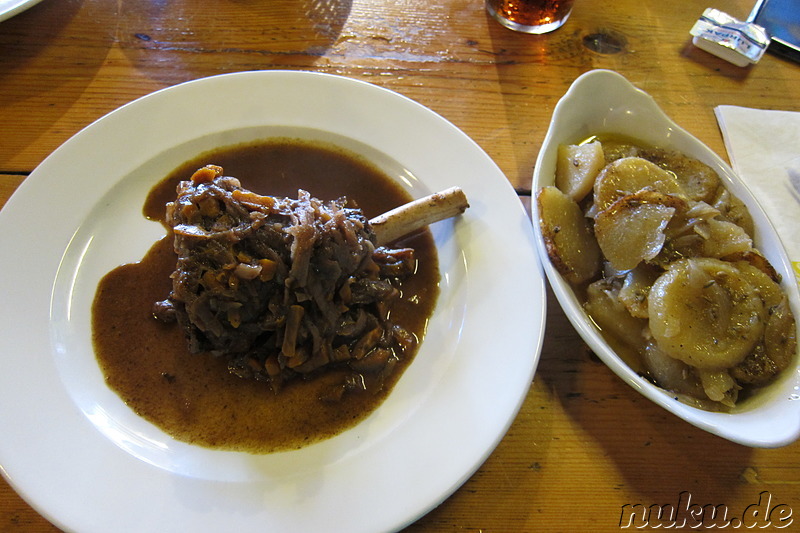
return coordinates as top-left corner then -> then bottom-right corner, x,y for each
0,0 -> 44,22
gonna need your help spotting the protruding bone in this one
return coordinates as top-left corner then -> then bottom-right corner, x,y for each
370,187 -> 469,245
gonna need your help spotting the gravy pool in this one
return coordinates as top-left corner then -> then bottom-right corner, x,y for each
91,139 -> 439,453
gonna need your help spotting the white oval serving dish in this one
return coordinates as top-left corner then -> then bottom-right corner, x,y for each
531,69 -> 800,448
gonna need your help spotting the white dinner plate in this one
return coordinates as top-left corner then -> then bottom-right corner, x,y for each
0,0 -> 43,22
0,71 -> 545,532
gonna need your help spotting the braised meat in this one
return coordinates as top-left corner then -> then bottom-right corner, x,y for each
155,165 -> 418,393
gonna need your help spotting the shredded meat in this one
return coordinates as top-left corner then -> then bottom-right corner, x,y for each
154,165 -> 417,394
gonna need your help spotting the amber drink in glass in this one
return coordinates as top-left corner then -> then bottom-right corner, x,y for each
486,0 -> 575,34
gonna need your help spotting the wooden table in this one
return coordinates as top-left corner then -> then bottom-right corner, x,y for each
2,0 -> 799,531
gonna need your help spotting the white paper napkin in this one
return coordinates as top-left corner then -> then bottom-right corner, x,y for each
715,105 -> 800,286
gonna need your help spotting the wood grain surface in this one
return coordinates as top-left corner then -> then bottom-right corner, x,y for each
2,0 -> 799,531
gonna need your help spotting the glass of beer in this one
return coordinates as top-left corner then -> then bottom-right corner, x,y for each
486,0 -> 575,34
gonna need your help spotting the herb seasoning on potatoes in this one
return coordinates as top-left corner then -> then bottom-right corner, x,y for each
538,137 -> 797,410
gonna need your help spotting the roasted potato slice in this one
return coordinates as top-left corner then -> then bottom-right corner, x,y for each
555,142 -> 606,202
726,251 -> 781,283
699,218 -> 753,258
666,215 -> 753,260
618,264 -> 662,319
730,261 -> 796,386
584,279 -> 648,372
537,186 -> 601,285
648,258 -> 766,370
696,369 -> 739,406
731,295 -> 796,386
593,157 -> 685,212
594,190 -> 685,271
711,185 -> 756,237
642,339 -> 705,397
733,258 -> 784,303
599,139 -> 640,163
763,297 -> 797,376
638,148 -> 721,203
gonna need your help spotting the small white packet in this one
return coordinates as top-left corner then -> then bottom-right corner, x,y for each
690,8 -> 770,67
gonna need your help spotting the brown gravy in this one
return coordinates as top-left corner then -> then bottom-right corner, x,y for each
92,139 -> 439,453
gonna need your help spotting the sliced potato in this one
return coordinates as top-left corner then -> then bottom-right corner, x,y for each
711,185 -> 755,237
663,199 -> 720,238
593,157 -> 685,212
733,259 -> 783,306
731,294 -> 795,387
584,279 -> 648,371
763,296 -> 797,377
734,262 -> 797,382
727,251 -> 781,283
555,142 -> 606,202
642,338 -> 705,396
697,369 -> 739,406
537,186 -> 601,285
594,190 -> 685,271
618,264 -> 662,319
600,139 -> 640,163
730,344 -> 773,386
638,148 -> 721,203
648,258 -> 766,370
546,135 -> 797,408
700,218 -> 753,258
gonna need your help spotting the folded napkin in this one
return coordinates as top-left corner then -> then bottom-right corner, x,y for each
715,105 -> 800,286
